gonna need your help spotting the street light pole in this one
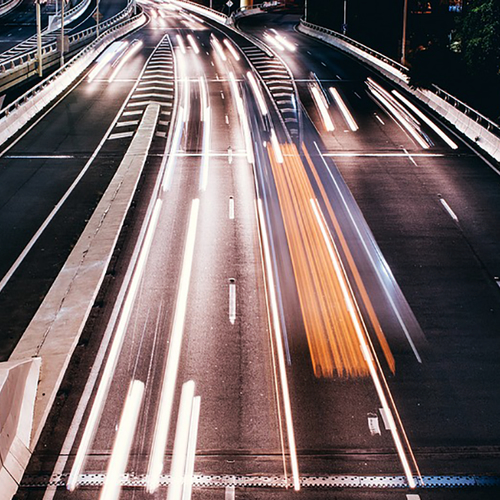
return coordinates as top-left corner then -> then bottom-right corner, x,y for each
36,0 -> 43,77
401,0 -> 408,65
343,0 -> 347,34
96,0 -> 99,39
60,0 -> 65,66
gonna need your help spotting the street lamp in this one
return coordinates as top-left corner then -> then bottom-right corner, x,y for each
60,0 -> 65,66
36,0 -> 43,76
401,0 -> 408,65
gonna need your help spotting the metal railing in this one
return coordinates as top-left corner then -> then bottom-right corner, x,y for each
299,18 -> 500,138
234,1 -> 282,16
0,0 -> 136,82
0,6 -> 145,122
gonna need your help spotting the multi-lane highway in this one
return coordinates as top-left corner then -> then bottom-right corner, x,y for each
4,2 -> 500,500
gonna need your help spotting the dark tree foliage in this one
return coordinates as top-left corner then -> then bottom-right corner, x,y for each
457,0 -> 500,78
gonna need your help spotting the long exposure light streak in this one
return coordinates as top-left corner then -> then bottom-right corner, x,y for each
147,199 -> 200,493
67,199 -> 163,492
257,199 -> 300,490
391,90 -> 458,149
329,87 -> 358,131
168,381 -> 196,500
99,380 -> 144,500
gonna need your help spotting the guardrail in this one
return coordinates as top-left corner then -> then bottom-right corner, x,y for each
0,0 -> 22,17
233,1 -> 282,17
0,6 -> 145,143
298,18 -> 500,160
0,0 -> 136,92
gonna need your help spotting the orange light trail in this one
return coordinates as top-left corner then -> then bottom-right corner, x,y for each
301,143 -> 395,375
267,142 -> 395,378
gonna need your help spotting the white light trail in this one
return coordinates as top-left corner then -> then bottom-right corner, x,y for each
99,380 -> 144,500
392,90 -> 458,149
67,199 -> 163,492
257,199 -> 300,490
270,129 -> 284,164
310,198 -> 417,489
271,30 -> 296,52
246,71 -> 268,116
182,395 -> 201,500
310,85 -> 334,132
367,79 -> 429,149
329,87 -> 358,131
223,39 -> 240,61
211,36 -> 227,61
187,34 -> 200,55
264,33 -> 285,51
168,381 -> 196,500
108,40 -> 143,82
228,72 -> 254,164
199,109 -> 211,191
177,34 -> 186,54
88,42 -> 128,83
199,77 -> 210,191
146,199 -> 200,494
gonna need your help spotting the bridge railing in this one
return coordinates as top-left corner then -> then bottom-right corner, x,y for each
0,0 -> 136,91
0,6 -> 145,125
298,18 -> 500,145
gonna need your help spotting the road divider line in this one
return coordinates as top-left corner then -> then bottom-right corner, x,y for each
440,198 -> 458,222
99,380 -> 144,500
229,279 -> 236,324
147,199 -> 200,493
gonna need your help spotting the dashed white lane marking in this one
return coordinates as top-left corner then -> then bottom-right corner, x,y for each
229,279 -> 236,324
229,197 -> 234,220
440,198 -> 459,222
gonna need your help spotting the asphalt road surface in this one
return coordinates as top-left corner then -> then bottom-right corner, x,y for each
4,4 -> 500,500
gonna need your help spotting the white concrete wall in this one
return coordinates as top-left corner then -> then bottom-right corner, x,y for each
0,359 -> 41,499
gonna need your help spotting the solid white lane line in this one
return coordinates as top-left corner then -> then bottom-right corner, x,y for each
229,197 -> 234,220
311,198 -> 417,489
168,381 -> 195,500
313,141 -> 422,364
66,199 -> 163,492
229,279 -> 236,324
147,199 -> 200,493
440,198 -> 458,221
99,380 -> 144,500
182,395 -> 201,500
257,199 -> 300,490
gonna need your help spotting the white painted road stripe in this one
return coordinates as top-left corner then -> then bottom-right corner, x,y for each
229,280 -> 236,324
440,198 -> 458,221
